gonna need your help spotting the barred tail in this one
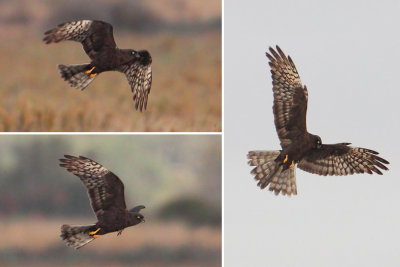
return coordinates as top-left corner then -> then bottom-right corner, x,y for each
60,224 -> 97,249
58,64 -> 96,91
247,150 -> 297,196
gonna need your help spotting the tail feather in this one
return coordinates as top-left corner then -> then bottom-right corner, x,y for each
60,224 -> 96,249
248,150 -> 297,196
58,64 -> 96,90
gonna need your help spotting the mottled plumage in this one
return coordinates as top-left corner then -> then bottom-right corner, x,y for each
44,20 -> 152,111
59,155 -> 145,249
248,46 -> 389,196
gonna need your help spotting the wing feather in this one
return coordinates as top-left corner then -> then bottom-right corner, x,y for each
298,144 -> 389,176
267,46 -> 308,149
59,155 -> 127,219
43,20 -> 116,60
118,63 -> 152,111
43,20 -> 93,44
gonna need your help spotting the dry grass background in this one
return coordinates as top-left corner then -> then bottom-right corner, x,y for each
0,0 -> 221,132
0,30 -> 221,132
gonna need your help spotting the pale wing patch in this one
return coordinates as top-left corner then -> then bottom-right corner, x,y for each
266,46 -> 308,148
59,155 -> 113,215
298,147 -> 389,176
119,63 -> 152,111
43,20 -> 92,44
59,155 -> 110,189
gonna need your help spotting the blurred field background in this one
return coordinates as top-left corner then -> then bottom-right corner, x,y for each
0,0 -> 221,131
0,135 -> 221,266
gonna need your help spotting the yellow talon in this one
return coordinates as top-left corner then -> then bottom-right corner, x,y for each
283,155 -> 288,163
89,73 -> 97,78
92,235 -> 99,238
89,228 -> 100,236
290,161 -> 294,168
85,66 -> 95,74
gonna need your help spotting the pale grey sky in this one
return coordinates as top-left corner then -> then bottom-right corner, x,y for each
224,0 -> 400,266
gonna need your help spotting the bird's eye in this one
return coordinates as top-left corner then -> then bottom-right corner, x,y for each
316,139 -> 322,148
132,51 -> 135,55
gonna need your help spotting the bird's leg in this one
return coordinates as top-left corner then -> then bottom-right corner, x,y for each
89,227 -> 101,238
283,155 -> 289,163
282,154 -> 294,169
117,230 -> 123,236
85,66 -> 95,74
85,66 -> 97,78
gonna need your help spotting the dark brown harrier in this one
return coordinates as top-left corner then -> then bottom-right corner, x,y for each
248,46 -> 389,196
43,20 -> 152,111
59,155 -> 145,249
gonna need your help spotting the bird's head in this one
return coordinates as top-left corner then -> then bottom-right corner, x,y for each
128,205 -> 146,224
130,49 -> 152,65
135,213 -> 145,223
128,212 -> 145,225
310,134 -> 322,149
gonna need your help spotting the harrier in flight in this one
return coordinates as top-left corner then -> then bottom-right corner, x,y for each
248,46 -> 389,196
59,155 -> 145,249
44,20 -> 152,111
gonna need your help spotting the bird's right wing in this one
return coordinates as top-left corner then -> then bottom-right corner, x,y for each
59,155 -> 127,219
297,144 -> 389,176
267,46 -> 308,149
118,62 -> 152,111
43,20 -> 117,60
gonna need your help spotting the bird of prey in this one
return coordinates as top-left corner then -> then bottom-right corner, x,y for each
248,46 -> 389,196
59,155 -> 145,249
43,20 -> 152,111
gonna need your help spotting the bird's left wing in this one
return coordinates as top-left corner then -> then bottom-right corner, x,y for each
43,20 -> 116,60
118,62 -> 152,111
267,46 -> 308,149
59,155 -> 127,219
297,144 -> 389,176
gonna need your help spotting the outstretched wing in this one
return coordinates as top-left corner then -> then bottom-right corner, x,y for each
59,155 -> 126,219
43,20 -> 116,60
118,63 -> 152,111
297,144 -> 389,175
267,46 -> 308,149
